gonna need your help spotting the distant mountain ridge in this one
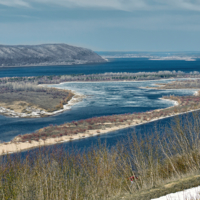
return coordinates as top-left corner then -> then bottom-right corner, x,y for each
0,44 -> 105,67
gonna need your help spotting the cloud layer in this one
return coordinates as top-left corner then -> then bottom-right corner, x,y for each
1,0 -> 200,11
0,0 -> 29,7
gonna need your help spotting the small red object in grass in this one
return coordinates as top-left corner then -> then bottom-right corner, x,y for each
129,176 -> 138,181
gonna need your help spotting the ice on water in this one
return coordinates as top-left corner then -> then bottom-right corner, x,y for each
53,81 -> 196,110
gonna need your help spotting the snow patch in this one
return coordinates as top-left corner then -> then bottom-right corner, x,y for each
152,185 -> 200,200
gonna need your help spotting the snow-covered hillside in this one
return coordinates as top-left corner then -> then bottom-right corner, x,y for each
0,44 -> 105,67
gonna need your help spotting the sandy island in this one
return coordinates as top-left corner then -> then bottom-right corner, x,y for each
0,77 -> 88,118
0,92 -> 85,118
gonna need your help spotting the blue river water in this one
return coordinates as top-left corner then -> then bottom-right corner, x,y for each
1,58 -> 200,78
0,57 -> 199,153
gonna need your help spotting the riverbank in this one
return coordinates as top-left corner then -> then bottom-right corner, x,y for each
1,89 -> 200,155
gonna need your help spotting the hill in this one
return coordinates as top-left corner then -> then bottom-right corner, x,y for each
0,43 -> 105,67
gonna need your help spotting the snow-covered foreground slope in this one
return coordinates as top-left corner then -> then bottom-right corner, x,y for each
0,43 -> 105,67
152,186 -> 200,200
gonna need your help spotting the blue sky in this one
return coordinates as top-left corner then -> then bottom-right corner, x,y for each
0,0 -> 200,51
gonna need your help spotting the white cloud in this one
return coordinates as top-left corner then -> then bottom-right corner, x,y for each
168,0 -> 200,11
0,0 -> 30,7
1,0 -> 200,11
31,0 -> 148,11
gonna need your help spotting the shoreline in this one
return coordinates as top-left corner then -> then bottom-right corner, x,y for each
1,91 -> 200,156
55,77 -> 191,84
158,98 -> 179,107
0,60 -> 106,68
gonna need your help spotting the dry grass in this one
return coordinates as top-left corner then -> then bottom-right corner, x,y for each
1,113 -> 200,199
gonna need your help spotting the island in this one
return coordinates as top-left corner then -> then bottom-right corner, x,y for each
0,81 -> 86,118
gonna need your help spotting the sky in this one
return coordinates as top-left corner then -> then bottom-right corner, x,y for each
0,0 -> 200,51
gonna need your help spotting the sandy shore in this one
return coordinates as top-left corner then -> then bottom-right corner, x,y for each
2,93 -> 200,156
158,98 -> 179,107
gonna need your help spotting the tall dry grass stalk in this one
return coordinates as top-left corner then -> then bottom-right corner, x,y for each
1,112 -> 200,199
